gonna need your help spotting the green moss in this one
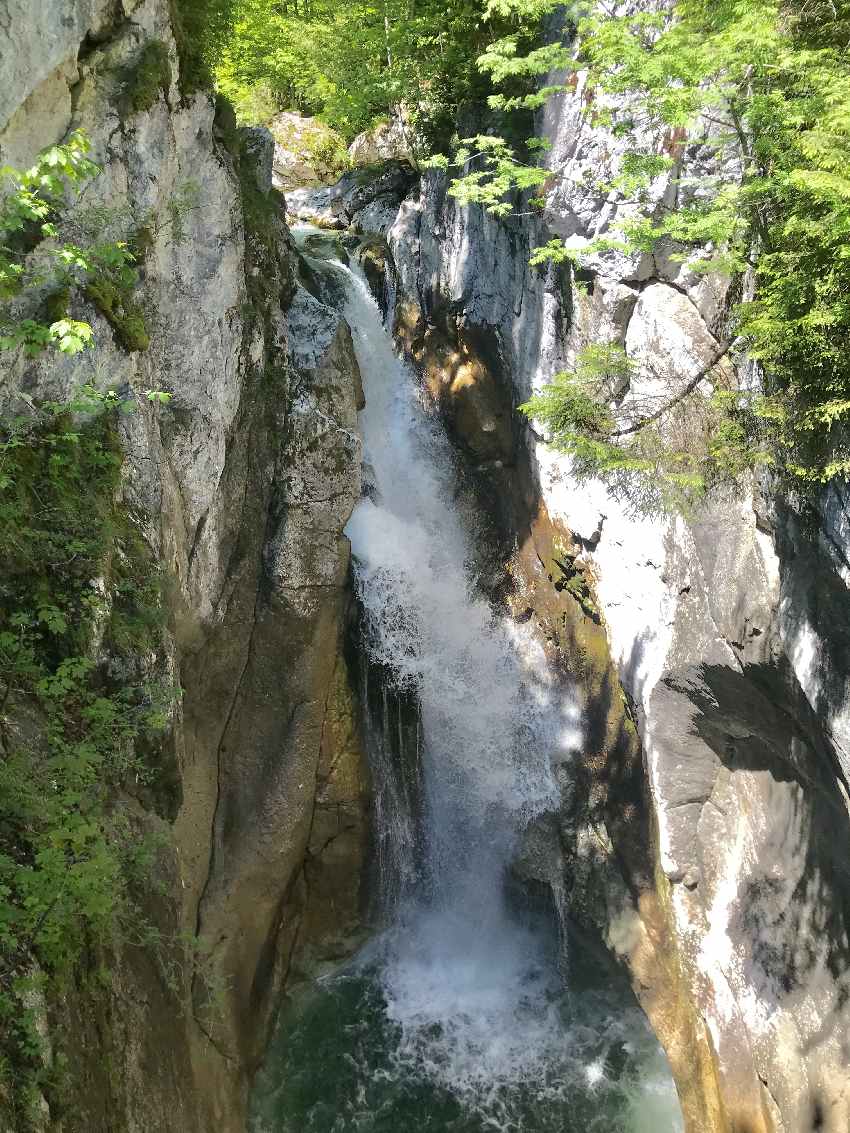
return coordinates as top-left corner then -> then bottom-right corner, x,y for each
237,147 -> 277,248
129,225 -> 155,262
265,362 -> 288,391
122,41 -> 171,117
352,162 -> 386,185
84,278 -> 150,353
211,100 -> 280,256
548,553 -> 600,624
44,287 -> 70,325
214,94 -> 241,158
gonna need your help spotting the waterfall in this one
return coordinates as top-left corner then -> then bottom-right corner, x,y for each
341,258 -> 578,1086
251,233 -> 683,1132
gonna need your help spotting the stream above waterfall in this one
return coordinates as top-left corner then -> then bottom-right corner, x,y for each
250,233 -> 683,1133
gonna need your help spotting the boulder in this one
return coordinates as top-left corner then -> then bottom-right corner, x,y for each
269,110 -> 347,190
348,116 -> 410,165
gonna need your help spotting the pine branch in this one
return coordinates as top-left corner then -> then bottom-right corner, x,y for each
610,340 -> 734,438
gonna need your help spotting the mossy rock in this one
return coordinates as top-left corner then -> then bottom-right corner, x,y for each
214,94 -> 241,158
121,41 -> 171,117
267,111 -> 349,187
85,278 -> 150,352
129,224 -> 156,262
44,286 -> 70,324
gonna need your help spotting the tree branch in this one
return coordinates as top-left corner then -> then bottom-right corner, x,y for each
610,340 -> 733,438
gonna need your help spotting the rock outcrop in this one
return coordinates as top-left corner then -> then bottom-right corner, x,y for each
286,159 -> 416,234
347,116 -> 411,167
0,3 -> 368,1130
531,42 -> 850,1133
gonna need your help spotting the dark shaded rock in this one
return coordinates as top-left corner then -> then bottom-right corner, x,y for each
241,126 -> 275,195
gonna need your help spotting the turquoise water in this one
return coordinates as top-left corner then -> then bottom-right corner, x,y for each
250,949 -> 682,1133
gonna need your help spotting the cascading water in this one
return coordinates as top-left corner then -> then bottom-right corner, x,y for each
251,235 -> 683,1133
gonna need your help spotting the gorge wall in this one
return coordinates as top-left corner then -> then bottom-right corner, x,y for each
0,3 -> 369,1129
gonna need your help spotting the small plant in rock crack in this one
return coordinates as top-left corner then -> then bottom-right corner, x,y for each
0,130 -> 188,378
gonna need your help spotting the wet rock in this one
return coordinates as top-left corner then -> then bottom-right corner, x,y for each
351,194 -> 402,236
286,184 -> 347,228
286,160 -> 417,233
355,238 -> 391,309
0,2 -> 369,1129
415,324 -> 513,463
285,653 -> 371,983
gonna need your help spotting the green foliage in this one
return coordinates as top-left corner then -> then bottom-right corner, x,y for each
0,133 -> 175,1126
584,0 -> 850,489
0,389 -> 171,1125
1,132 -> 103,357
215,0 -> 544,149
121,40 -> 172,116
169,0 -> 236,93
0,132 -> 148,360
521,343 -> 772,514
223,80 -> 280,127
430,134 -> 548,216
309,130 -> 350,181
457,0 -> 850,503
84,276 -> 150,353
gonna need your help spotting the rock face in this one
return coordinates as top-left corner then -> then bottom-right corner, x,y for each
369,28 -> 850,1127
286,159 -> 416,234
0,3 -> 368,1130
530,36 -> 850,1133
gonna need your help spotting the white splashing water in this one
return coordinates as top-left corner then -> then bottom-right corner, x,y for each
300,239 -> 682,1130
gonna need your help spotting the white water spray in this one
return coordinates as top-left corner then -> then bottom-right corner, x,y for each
290,233 -> 683,1131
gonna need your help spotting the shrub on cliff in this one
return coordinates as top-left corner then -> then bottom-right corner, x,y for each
0,134 -> 172,1128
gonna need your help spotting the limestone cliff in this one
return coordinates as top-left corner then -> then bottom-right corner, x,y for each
0,3 -> 368,1129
